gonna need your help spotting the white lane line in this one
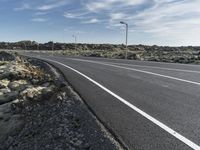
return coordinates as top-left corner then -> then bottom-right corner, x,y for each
107,62 -> 200,74
51,56 -> 200,74
44,58 -> 200,150
63,58 -> 200,86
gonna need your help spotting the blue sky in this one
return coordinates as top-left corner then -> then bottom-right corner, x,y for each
0,0 -> 200,46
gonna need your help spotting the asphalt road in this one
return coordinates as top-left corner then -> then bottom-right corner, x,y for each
24,53 -> 200,150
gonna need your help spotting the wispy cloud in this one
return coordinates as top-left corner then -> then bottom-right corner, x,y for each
129,0 -> 200,34
63,11 -> 89,19
63,12 -> 77,19
14,3 -> 30,11
82,18 -> 101,24
31,18 -> 47,22
85,0 -> 146,12
38,0 -> 69,11
110,12 -> 127,21
7,0 -> 200,45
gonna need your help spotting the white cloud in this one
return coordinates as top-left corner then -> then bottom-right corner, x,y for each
86,2 -> 108,12
11,0 -> 200,45
64,13 -> 77,19
14,3 -> 30,11
130,0 -> 200,32
31,18 -> 47,22
92,0 -> 200,45
83,18 -> 101,24
38,0 -> 69,11
110,12 -> 127,20
128,0 -> 200,45
63,12 -> 89,19
86,0 -> 146,12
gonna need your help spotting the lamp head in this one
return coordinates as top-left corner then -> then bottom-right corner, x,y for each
120,21 -> 128,26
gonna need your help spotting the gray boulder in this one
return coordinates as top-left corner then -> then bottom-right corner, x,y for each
8,80 -> 28,91
0,91 -> 18,105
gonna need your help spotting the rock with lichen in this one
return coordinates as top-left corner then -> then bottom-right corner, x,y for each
0,52 -> 56,146
0,79 -> 10,88
20,86 -> 45,100
8,80 -> 28,91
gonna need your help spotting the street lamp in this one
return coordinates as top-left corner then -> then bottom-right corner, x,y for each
37,43 -> 39,51
51,41 -> 54,56
23,42 -> 27,50
72,35 -> 77,50
52,41 -> 54,51
120,21 -> 128,59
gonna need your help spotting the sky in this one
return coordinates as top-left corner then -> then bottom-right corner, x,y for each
0,0 -> 200,46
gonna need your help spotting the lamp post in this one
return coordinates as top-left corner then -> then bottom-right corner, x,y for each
37,43 -> 39,51
52,41 -> 54,51
72,35 -> 77,50
23,42 -> 27,50
51,41 -> 54,56
120,21 -> 128,59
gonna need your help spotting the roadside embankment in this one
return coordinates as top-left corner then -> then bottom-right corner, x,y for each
0,51 -> 123,150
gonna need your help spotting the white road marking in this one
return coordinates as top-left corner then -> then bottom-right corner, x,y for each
51,56 -> 200,73
63,58 -> 200,86
44,58 -> 200,150
107,62 -> 200,74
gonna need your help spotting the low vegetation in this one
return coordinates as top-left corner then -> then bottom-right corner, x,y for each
1,41 -> 200,64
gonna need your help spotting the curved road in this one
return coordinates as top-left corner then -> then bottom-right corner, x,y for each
25,53 -> 200,150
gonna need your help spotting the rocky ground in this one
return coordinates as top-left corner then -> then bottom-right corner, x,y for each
0,52 -> 123,150
1,41 -> 200,64
59,45 -> 200,64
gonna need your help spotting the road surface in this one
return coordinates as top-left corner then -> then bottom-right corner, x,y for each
24,53 -> 200,150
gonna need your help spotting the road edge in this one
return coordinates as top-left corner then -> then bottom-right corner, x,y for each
23,55 -> 129,150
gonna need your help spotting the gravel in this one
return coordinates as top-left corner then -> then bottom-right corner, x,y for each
0,52 -> 123,150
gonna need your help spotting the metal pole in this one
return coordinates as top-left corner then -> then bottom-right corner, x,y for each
24,42 -> 26,50
120,21 -> 128,59
125,23 -> 128,59
37,43 -> 39,50
52,41 -> 54,56
23,42 -> 26,54
52,41 -> 54,51
75,36 -> 77,51
73,35 -> 77,50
